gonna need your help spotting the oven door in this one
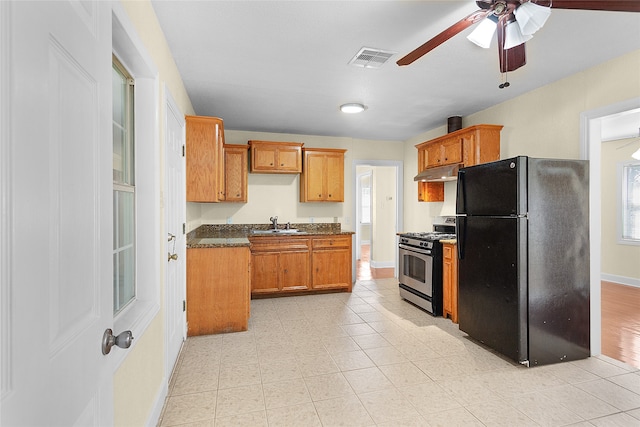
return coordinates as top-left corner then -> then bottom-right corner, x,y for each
398,244 -> 433,297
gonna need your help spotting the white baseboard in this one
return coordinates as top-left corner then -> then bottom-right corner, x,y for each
601,273 -> 640,289
370,260 -> 394,269
146,379 -> 168,427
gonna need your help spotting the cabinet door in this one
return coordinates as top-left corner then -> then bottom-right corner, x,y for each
442,243 -> 458,323
186,116 -> 223,202
187,247 -> 249,335
305,153 -> 326,201
223,145 -> 248,202
312,249 -> 351,289
280,251 -> 310,291
442,245 -> 453,316
325,153 -> 344,201
251,251 -> 280,294
311,236 -> 351,289
441,138 -> 463,166
425,143 -> 442,168
253,145 -> 278,171
277,147 -> 302,172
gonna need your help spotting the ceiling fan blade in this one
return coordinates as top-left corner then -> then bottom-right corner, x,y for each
397,9 -> 491,66
497,19 -> 526,73
534,0 -> 640,12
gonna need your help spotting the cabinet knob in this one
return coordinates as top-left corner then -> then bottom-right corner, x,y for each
318,194 -> 322,197
328,194 -> 332,198
280,163 -> 284,166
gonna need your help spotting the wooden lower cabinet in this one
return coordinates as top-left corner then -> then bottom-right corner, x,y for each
442,243 -> 458,323
250,237 -> 310,295
250,234 -> 352,296
311,236 -> 352,291
186,247 -> 250,335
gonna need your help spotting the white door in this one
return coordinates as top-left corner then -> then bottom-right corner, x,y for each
1,1 -> 114,425
164,90 -> 187,379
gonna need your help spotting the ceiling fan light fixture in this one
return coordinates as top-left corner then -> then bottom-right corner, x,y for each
514,1 -> 551,36
503,20 -> 533,49
340,103 -> 366,114
467,14 -> 499,49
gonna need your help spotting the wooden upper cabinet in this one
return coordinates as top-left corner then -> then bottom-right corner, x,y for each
248,140 -> 303,173
186,115 -> 225,202
300,148 -> 346,202
222,144 -> 248,202
416,124 -> 502,202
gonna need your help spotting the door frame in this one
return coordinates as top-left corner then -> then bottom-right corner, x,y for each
580,96 -> 640,356
352,160 -> 403,278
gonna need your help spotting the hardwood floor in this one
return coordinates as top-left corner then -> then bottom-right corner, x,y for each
601,280 -> 640,368
356,244 -> 394,280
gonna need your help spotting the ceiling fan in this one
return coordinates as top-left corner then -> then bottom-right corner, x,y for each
397,1 -> 640,74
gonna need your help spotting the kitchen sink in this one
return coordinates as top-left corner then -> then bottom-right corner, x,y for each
250,229 -> 305,235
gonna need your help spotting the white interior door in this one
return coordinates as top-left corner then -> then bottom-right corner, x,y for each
164,89 -> 186,380
1,1 -> 114,425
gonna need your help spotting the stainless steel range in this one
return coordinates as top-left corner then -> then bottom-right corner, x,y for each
398,218 -> 455,315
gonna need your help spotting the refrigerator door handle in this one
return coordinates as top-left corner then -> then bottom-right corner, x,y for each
456,170 -> 466,214
456,216 -> 466,260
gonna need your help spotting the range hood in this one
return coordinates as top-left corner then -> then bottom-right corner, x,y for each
414,164 -> 461,182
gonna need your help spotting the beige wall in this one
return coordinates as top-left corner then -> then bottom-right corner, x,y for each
371,166 -> 397,266
601,138 -> 640,281
115,1 -> 195,426
403,50 -> 640,238
190,130 -> 403,232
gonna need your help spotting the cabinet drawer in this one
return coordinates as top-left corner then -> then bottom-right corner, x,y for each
312,236 -> 350,249
250,237 -> 310,252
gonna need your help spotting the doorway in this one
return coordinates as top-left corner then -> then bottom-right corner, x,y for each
581,97 -> 640,361
352,160 -> 403,280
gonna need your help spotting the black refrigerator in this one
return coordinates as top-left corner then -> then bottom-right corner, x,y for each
456,156 -> 590,366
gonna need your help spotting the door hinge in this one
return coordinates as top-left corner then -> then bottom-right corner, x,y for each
182,145 -> 185,157
182,223 -> 186,234
183,300 -> 186,312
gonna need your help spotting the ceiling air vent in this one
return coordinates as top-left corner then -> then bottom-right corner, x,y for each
348,47 -> 395,68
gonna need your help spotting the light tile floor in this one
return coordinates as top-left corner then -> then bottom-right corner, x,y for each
158,278 -> 640,426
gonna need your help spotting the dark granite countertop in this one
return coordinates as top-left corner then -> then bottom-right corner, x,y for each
187,223 -> 354,248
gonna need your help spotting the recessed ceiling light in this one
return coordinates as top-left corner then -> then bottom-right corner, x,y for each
340,103 -> 366,114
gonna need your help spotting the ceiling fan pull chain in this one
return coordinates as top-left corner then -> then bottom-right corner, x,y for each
499,71 -> 510,89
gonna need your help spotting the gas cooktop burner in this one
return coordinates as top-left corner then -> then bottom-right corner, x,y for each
400,232 -> 456,241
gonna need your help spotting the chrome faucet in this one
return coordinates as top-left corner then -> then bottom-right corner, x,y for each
270,216 -> 278,229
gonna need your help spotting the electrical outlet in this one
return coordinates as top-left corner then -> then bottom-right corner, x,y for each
226,217 -> 232,224
310,217 -> 314,224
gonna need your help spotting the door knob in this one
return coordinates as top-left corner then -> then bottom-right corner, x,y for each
168,253 -> 178,261
102,328 -> 133,355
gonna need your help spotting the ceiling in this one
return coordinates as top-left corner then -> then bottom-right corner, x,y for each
150,1 -> 640,142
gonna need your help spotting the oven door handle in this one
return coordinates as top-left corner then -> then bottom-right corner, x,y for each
399,244 -> 431,256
